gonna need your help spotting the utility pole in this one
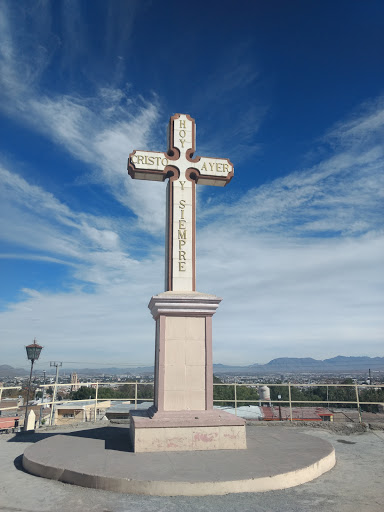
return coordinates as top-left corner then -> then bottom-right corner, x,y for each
39,370 -> 46,427
49,362 -> 62,426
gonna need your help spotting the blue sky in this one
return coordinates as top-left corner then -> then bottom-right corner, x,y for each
0,0 -> 383,369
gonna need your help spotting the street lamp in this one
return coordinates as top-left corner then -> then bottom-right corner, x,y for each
24,338 -> 43,430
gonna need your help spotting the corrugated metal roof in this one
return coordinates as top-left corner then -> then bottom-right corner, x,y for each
214,405 -> 263,419
261,406 -> 333,421
107,401 -> 152,413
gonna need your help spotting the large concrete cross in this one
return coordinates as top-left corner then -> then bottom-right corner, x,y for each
128,114 -> 234,291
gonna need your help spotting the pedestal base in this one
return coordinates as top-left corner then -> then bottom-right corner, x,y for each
130,408 -> 247,452
22,426 -> 336,495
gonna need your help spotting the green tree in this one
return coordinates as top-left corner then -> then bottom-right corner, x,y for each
212,380 -> 259,407
97,387 -> 116,399
115,384 -> 135,399
137,384 -> 154,400
70,386 -> 96,400
360,388 -> 384,413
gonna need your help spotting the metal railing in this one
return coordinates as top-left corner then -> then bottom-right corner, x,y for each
0,386 -> 21,411
1,381 -> 383,425
212,382 -> 384,423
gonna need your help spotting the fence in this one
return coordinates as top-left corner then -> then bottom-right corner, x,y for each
212,382 -> 384,422
0,386 -> 21,411
1,381 -> 384,425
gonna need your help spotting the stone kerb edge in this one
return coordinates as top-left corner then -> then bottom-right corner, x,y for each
22,438 -> 336,496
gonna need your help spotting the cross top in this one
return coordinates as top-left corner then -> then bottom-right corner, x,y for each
128,113 -> 234,292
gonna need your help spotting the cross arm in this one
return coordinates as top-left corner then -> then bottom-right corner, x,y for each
188,156 -> 234,187
166,113 -> 234,186
128,150 -> 175,182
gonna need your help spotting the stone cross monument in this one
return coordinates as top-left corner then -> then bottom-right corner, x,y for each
127,114 -> 246,452
128,113 -> 234,292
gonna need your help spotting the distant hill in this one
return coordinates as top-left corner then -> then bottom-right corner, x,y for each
324,356 -> 384,367
0,364 -> 29,378
266,357 -> 323,368
68,366 -> 154,376
2,356 -> 384,378
212,356 -> 384,374
58,356 -> 384,376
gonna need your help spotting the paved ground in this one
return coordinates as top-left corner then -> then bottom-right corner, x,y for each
22,426 -> 334,494
1,424 -> 383,512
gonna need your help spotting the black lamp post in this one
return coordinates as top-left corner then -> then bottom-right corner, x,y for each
24,338 -> 43,430
278,394 -> 282,421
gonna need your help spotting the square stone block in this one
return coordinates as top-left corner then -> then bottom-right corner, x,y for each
219,425 -> 247,449
192,427 -> 220,450
185,365 -> 205,390
164,365 -> 186,391
132,425 -> 165,452
165,317 -> 186,340
185,340 -> 205,365
185,389 -> 205,410
164,339 -> 186,366
163,390 -> 186,411
164,428 -> 193,451
185,317 -> 205,341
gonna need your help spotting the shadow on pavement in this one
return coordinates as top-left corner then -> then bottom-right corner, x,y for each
8,425 -> 133,452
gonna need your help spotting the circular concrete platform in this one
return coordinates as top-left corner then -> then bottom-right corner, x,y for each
22,426 -> 335,496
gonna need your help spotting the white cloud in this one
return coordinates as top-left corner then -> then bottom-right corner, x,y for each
0,164 -> 145,291
1,94 -> 383,365
198,229 -> 383,363
0,3 -> 382,367
0,1 -> 166,234
200,134 -> 384,238
324,96 -> 384,149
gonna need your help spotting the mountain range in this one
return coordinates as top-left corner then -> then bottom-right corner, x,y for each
0,364 -> 29,378
1,356 -> 384,378
212,356 -> 384,374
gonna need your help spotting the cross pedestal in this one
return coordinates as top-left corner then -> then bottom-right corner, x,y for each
130,292 -> 246,452
128,115 -> 246,452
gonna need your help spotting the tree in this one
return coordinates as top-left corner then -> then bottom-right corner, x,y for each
213,379 -> 259,407
70,386 -> 96,400
360,388 -> 384,413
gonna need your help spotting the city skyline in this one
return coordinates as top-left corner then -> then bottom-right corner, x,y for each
0,1 -> 383,367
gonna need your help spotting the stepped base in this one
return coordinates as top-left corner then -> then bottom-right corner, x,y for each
130,408 -> 247,452
22,426 -> 336,496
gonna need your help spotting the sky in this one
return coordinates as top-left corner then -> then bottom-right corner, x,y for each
0,0 -> 383,370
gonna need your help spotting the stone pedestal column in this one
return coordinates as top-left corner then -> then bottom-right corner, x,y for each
129,292 -> 247,453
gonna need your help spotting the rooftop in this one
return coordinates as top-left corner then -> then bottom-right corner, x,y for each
1,422 -> 383,511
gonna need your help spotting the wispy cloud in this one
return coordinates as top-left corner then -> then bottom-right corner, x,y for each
324,96 -> 384,149
0,164 -> 153,290
199,100 -> 383,361
201,99 -> 384,239
2,97 -> 383,365
0,3 -> 382,365
0,1 -> 165,233
191,42 -> 267,162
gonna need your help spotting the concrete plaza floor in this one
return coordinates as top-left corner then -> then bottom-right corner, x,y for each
22,426 -> 335,495
1,424 -> 383,512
